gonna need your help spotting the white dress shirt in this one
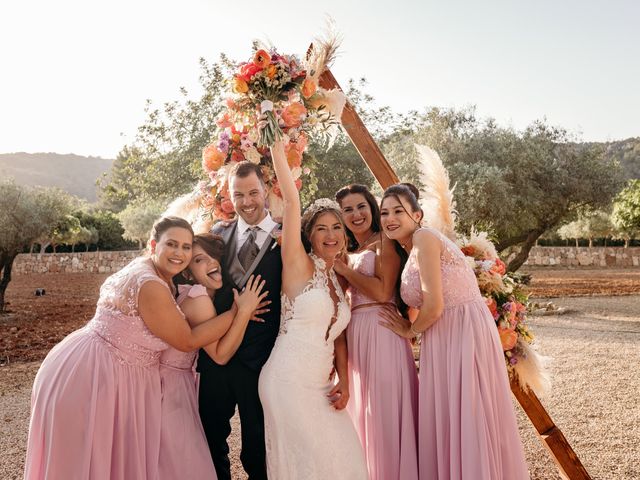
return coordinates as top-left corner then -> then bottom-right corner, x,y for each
236,212 -> 278,254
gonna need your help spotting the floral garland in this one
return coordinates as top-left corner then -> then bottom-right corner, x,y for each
458,229 -> 549,395
199,44 -> 345,223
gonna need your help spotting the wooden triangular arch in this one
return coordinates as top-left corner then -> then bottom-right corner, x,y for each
319,68 -> 591,480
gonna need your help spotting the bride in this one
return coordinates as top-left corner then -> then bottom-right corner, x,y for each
258,140 -> 368,479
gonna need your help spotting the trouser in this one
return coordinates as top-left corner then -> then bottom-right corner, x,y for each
198,359 -> 267,480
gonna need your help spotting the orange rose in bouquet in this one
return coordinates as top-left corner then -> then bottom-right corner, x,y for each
498,327 -> 518,351
202,144 -> 225,173
253,49 -> 271,69
232,76 -> 249,94
238,63 -> 262,81
281,102 -> 307,128
301,78 -> 317,98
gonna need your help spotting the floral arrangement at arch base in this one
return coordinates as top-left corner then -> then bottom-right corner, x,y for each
458,229 -> 550,395
196,38 -> 345,228
416,144 -> 550,396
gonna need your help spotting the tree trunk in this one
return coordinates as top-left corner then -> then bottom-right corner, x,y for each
575,238 -> 579,248
0,252 -> 17,313
72,244 -> 75,253
40,242 -> 50,254
625,238 -> 629,248
604,238 -> 608,247
507,229 -> 545,272
588,238 -> 593,248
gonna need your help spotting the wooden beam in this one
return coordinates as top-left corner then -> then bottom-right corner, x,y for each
321,65 -> 592,480
511,381 -> 591,480
318,69 -> 399,189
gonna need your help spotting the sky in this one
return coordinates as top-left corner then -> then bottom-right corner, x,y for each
1,0 -> 638,159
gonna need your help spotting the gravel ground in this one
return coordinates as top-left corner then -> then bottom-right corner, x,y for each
2,295 -> 639,479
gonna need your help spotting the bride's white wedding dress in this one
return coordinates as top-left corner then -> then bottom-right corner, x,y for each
259,254 -> 368,479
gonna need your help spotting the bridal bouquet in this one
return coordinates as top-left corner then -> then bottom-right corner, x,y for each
458,229 -> 549,395
198,39 -> 345,223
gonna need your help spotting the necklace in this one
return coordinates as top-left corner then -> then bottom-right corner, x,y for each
355,230 -> 379,252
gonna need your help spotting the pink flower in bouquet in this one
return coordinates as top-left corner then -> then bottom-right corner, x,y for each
485,297 -> 499,319
202,144 -> 225,173
216,113 -> 233,129
220,198 -> 235,215
272,180 -> 282,198
232,76 -> 249,94
301,78 -> 317,98
491,258 -> 507,276
253,49 -> 271,69
281,102 -> 307,128
498,326 -> 518,351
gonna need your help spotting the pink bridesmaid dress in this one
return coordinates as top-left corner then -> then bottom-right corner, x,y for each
347,249 -> 419,480
24,257 -> 171,480
400,228 -> 529,480
158,284 -> 217,480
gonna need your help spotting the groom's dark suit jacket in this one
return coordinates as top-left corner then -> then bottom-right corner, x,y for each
197,219 -> 282,372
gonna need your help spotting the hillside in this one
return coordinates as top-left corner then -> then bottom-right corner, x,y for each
0,153 -> 113,202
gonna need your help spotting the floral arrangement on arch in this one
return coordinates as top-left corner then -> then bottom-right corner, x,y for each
458,229 -> 549,395
198,37 -> 345,224
416,144 -> 549,396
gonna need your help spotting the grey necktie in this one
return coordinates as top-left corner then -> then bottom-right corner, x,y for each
238,226 -> 260,271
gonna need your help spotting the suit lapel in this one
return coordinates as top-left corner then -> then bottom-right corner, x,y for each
237,225 -> 278,288
221,222 -> 245,287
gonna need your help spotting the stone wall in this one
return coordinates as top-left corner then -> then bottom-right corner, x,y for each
524,246 -> 640,267
13,251 -> 142,275
11,247 -> 640,275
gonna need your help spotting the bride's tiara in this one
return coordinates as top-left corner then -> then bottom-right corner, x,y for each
302,198 -> 341,218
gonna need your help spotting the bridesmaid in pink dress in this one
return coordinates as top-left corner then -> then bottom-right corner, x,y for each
378,185 -> 529,480
159,233 -> 267,480
334,184 -> 418,480
24,217 -> 237,480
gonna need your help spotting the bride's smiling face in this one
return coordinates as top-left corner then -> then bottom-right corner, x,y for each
309,211 -> 346,260
185,244 -> 223,293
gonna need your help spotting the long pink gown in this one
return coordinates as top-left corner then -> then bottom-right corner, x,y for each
346,249 -> 419,480
400,228 -> 529,480
158,284 -> 217,479
24,257 -> 172,480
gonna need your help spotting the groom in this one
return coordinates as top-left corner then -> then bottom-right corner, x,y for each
198,161 -> 282,480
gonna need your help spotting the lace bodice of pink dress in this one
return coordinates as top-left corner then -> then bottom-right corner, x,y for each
159,284 -> 207,370
349,249 -> 394,307
88,256 -> 172,364
400,227 -> 482,309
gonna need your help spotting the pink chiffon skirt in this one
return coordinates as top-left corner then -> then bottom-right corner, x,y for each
418,299 -> 529,480
24,328 -> 164,480
347,305 -> 419,480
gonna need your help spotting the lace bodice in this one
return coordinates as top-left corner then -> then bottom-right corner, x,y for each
160,284 -> 208,369
86,257 -> 172,366
278,254 -> 350,342
348,249 -> 394,308
401,228 -> 482,309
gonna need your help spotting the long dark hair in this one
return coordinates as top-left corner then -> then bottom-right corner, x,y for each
381,183 -> 423,318
335,184 -> 381,252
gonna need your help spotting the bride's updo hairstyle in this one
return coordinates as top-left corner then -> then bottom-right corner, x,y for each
301,198 -> 347,253
148,216 -> 194,251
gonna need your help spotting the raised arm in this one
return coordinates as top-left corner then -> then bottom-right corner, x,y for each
139,281 -> 232,352
334,235 -> 401,302
270,140 -> 313,293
